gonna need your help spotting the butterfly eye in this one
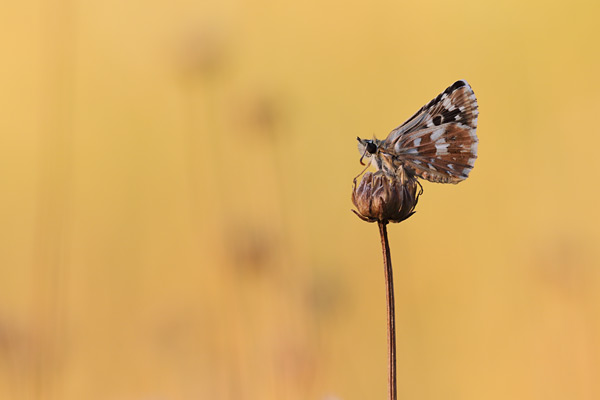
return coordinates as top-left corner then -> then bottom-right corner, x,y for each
366,142 -> 377,154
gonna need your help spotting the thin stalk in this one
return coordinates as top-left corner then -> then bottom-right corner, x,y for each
378,220 -> 397,400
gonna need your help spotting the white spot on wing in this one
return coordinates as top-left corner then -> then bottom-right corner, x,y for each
430,128 -> 444,141
436,142 -> 450,155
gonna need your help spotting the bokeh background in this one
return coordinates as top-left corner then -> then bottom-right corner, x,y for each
2,0 -> 600,399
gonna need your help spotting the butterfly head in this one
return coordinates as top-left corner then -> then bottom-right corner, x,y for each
357,137 -> 379,165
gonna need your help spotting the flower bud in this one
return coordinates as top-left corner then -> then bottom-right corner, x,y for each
352,172 -> 421,223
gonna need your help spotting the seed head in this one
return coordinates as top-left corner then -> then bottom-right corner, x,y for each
352,172 -> 421,223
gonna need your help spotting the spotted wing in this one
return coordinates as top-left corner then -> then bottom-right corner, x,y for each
382,80 -> 479,184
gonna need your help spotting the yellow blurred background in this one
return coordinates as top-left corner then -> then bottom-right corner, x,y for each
1,0 -> 600,399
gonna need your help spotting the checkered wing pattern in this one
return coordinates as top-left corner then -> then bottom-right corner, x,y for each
382,80 -> 479,184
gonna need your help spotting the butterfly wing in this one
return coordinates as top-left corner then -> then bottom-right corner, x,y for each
382,80 -> 479,184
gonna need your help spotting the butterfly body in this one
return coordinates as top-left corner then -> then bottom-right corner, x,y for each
357,80 -> 479,184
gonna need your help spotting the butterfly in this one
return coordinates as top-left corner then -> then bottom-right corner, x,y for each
357,80 -> 478,184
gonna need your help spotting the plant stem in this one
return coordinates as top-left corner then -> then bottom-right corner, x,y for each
378,220 -> 397,400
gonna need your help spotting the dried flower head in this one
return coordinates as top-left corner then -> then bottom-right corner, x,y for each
352,172 -> 421,223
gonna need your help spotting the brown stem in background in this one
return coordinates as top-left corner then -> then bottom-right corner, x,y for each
378,220 -> 397,400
